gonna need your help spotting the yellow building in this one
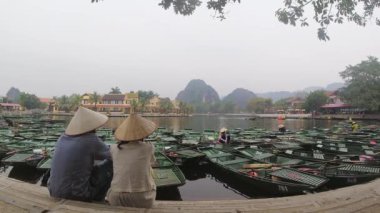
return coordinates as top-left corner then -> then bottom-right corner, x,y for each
81,93 -> 131,113
125,91 -> 139,104
81,93 -> 92,105
146,96 -> 160,113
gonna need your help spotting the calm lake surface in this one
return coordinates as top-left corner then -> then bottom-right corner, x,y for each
4,115 -> 380,201
104,115 -> 345,132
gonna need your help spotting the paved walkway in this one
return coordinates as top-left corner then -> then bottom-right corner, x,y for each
0,175 -> 379,212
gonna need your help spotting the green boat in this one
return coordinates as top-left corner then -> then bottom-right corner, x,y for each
1,152 -> 45,167
181,131 -> 201,145
200,147 -> 329,196
201,129 -> 217,143
36,157 -> 52,170
153,152 -> 186,188
165,147 -> 206,166
234,146 -> 304,166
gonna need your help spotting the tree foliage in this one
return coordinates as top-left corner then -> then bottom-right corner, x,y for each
246,98 -> 273,113
159,98 -> 174,113
138,90 -> 157,112
89,92 -> 101,110
19,92 -> 43,110
277,0 -> 380,41
158,0 -> 240,19
340,56 -> 380,112
6,87 -> 21,103
55,94 -> 81,112
109,87 -> 122,94
178,101 -> 193,114
274,98 -> 289,111
303,90 -> 328,112
92,0 -> 379,40
56,95 -> 70,112
219,101 -> 237,113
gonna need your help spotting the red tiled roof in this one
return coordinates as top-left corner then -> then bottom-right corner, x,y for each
39,98 -> 52,103
82,104 -> 130,108
102,94 -> 126,101
321,103 -> 351,108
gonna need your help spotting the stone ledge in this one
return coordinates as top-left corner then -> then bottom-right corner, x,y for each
1,175 -> 380,213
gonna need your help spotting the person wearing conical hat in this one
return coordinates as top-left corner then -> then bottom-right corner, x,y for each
351,121 -> 359,132
107,113 -> 157,208
48,107 -> 112,202
218,127 -> 230,144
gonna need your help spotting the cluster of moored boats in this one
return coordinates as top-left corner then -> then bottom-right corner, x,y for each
1,114 -> 380,196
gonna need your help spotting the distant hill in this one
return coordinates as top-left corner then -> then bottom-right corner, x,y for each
176,79 -> 220,104
6,87 -> 21,103
257,82 -> 345,102
257,91 -> 294,102
223,88 -> 257,109
303,86 -> 325,93
326,82 -> 345,91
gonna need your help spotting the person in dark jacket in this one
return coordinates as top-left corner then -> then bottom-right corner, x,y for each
48,107 -> 112,202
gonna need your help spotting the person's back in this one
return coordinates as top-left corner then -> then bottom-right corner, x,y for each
109,142 -> 156,193
49,133 -> 110,201
47,107 -> 111,202
107,113 -> 157,208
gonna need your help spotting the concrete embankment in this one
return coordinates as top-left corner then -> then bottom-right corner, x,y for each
1,175 -> 380,212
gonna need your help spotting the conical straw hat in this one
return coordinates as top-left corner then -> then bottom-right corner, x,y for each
115,114 -> 156,142
220,128 -> 228,133
65,106 -> 109,136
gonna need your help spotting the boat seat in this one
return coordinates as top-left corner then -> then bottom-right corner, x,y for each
364,150 -> 375,155
339,164 -> 380,174
313,153 -> 325,160
153,168 -> 182,187
251,153 -> 274,160
220,158 -> 250,165
281,159 -> 303,165
2,153 -> 35,163
210,153 -> 233,158
269,168 -> 328,187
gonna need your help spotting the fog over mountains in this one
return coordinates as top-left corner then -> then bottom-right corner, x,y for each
176,80 -> 345,106
258,82 -> 345,101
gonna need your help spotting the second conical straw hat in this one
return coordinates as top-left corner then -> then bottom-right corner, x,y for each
65,106 -> 109,136
115,114 -> 157,141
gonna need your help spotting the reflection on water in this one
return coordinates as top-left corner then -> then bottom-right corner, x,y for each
157,187 -> 182,201
180,165 -> 207,181
177,165 -> 247,201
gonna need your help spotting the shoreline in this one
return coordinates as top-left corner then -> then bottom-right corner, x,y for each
2,111 -> 380,121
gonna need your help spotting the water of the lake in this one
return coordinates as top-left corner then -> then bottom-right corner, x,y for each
104,115 -> 345,132
3,115 -> 380,201
104,115 -> 378,200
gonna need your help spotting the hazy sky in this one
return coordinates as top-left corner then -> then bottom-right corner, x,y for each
1,0 -> 379,99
